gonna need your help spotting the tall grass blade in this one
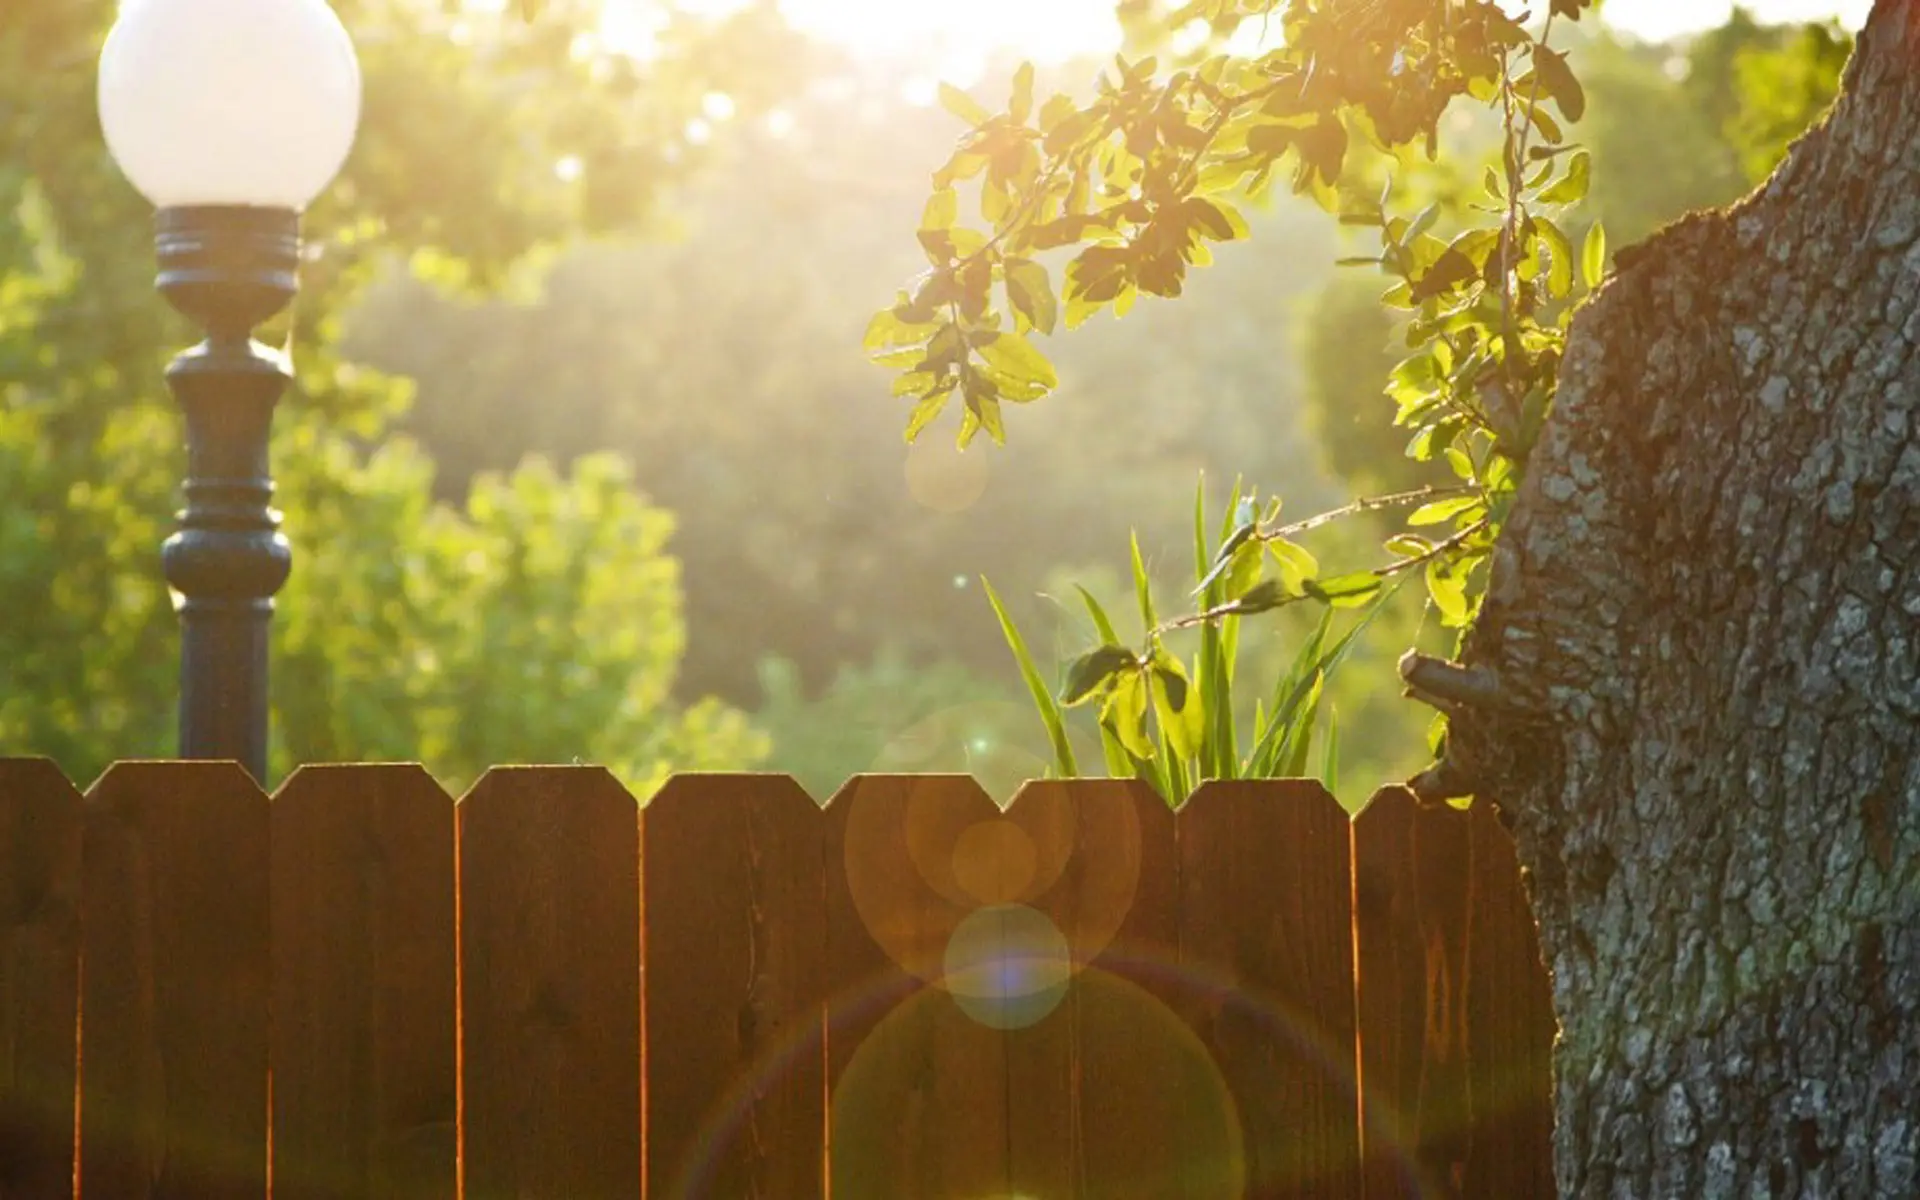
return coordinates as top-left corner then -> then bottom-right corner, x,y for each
1320,704 -> 1341,798
1130,531 -> 1157,634
1279,671 -> 1325,778
984,576 -> 1078,777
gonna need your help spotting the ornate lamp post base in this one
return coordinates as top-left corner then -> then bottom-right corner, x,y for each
156,205 -> 300,781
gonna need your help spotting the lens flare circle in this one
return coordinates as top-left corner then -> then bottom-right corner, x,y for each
829,966 -> 1247,1197
942,904 -> 1072,1030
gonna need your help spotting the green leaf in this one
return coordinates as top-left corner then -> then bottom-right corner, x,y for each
922,188 -> 958,231
975,331 -> 1059,389
1004,257 -> 1059,335
1537,215 -> 1574,300
983,578 -> 1077,776
863,305 -> 934,353
1062,643 -> 1139,705
1194,513 -> 1259,597
1266,539 -> 1319,591
1409,249 -> 1478,303
939,82 -> 991,126
1184,197 -> 1250,241
1426,558 -> 1469,624
1408,495 -> 1481,526
1582,221 -> 1607,289
903,389 -> 950,441
1102,671 -> 1155,760
1009,61 -> 1035,124
1404,202 -> 1441,244
1149,651 -> 1200,763
1304,572 -> 1385,608
1225,578 -> 1290,615
1532,45 -> 1586,122
1539,151 -> 1591,205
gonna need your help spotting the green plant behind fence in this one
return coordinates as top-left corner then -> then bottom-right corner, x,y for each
988,476 -> 1409,804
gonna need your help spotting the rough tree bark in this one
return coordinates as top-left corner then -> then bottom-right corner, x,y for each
1417,2 -> 1920,1194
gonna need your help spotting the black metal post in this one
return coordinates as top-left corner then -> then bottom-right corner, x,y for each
155,205 -> 300,782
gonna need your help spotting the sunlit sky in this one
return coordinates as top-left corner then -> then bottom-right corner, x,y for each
625,0 -> 1870,68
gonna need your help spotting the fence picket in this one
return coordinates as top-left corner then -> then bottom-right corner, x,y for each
1178,779 -> 1363,1200
459,766 -> 641,1199
79,762 -> 271,1200
1351,787 -> 1474,1198
641,775 -> 829,1199
1002,779 -> 1227,1199
1461,800 -> 1555,1198
823,776 -> 1009,1198
271,764 -> 457,1200
0,759 -> 82,1200
0,755 -> 1551,1198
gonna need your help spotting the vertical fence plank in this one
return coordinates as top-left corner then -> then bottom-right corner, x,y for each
1004,780 -> 1232,1199
1351,787 -> 1473,1199
459,767 -> 640,1199
1178,780 -> 1362,1200
0,760 -> 82,1200
271,765 -> 457,1200
642,775 -> 828,1199
823,776 -> 1009,1198
80,761 -> 270,1200
1461,801 -> 1554,1197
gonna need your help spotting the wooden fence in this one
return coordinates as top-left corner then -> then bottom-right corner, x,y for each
0,759 -> 1554,1199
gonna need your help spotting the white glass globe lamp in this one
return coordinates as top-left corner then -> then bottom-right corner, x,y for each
98,0 -> 361,211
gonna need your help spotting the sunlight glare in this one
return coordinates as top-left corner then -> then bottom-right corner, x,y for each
594,0 -> 1870,68
601,0 -> 1121,70
777,0 -> 1122,63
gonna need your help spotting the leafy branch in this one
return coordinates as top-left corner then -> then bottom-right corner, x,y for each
877,0 -> 1610,794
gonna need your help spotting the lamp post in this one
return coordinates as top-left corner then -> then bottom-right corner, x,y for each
98,0 -> 360,782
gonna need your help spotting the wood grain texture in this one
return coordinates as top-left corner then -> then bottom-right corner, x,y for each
271,765 -> 457,1200
458,767 -> 640,1200
79,761 -> 271,1200
1350,787 -> 1473,1199
822,776 -> 1007,1199
1003,780 -> 1233,1200
1460,801 -> 1553,1198
0,759 -> 82,1200
1178,780 -> 1362,1200
642,775 -> 828,1200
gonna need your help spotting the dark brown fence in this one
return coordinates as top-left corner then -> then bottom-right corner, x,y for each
0,759 -> 1554,1199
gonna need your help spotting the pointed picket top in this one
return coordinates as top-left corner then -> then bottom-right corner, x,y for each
1177,774 -> 1345,816
85,757 -> 268,809
0,755 -> 82,795
645,771 -> 821,814
272,759 -> 448,800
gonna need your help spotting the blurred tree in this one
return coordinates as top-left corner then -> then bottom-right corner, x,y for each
753,649 -> 1042,802
347,61 -> 1351,704
0,0 -> 796,785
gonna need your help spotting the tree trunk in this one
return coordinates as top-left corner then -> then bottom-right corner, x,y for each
1436,3 -> 1920,1194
